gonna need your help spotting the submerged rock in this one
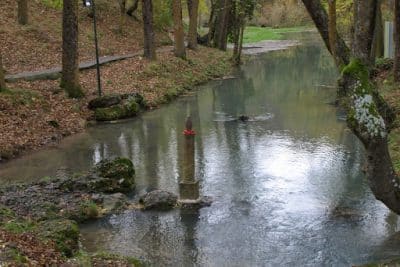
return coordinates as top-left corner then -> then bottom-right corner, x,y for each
140,190 -> 178,211
238,115 -> 249,122
179,196 -> 213,210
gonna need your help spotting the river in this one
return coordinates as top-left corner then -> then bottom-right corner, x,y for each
1,34 -> 400,266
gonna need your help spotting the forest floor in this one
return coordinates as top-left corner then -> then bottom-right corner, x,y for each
0,0 -> 231,162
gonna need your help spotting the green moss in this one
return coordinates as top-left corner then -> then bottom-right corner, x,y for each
93,157 -> 136,192
92,251 -> 145,266
37,219 -> 79,257
341,59 -> 370,88
0,88 -> 43,106
94,99 -> 139,121
96,157 -> 135,179
0,205 -> 16,222
9,248 -> 29,264
3,220 -> 36,234
79,200 -> 99,219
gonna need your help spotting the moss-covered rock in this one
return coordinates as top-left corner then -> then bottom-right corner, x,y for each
88,94 -> 122,109
37,219 -> 79,257
89,157 -> 135,193
140,190 -> 178,211
94,98 -> 139,121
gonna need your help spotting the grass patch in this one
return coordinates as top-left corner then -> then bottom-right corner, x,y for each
243,26 -> 311,43
0,88 -> 43,107
92,251 -> 144,266
2,219 -> 36,234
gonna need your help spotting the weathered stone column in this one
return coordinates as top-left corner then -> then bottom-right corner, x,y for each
179,116 -> 199,200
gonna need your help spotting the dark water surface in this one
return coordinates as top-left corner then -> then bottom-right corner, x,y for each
2,37 -> 400,266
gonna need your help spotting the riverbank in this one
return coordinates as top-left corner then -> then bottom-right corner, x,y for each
0,47 -> 232,162
0,157 -> 145,265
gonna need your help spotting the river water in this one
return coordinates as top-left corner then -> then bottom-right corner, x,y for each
2,35 -> 400,266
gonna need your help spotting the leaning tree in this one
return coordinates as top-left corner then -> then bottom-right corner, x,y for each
302,0 -> 400,214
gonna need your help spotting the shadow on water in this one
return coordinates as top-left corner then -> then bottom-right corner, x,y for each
2,36 -> 400,266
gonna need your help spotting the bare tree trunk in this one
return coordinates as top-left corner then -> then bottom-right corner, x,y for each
302,0 -> 350,67
0,53 -> 6,92
187,0 -> 199,50
61,0 -> 84,98
353,0 -> 378,67
394,0 -> 400,82
371,0 -> 384,59
328,0 -> 337,65
142,0 -> 156,60
172,0 -> 186,59
207,0 -> 217,46
215,0 -> 231,51
118,0 -> 126,33
17,0 -> 28,25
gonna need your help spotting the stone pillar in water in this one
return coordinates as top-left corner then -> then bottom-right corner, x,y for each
179,116 -> 200,201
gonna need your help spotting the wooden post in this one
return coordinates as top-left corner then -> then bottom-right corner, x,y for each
180,116 -> 199,200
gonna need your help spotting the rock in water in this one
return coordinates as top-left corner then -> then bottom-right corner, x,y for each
238,115 -> 249,122
140,190 -> 178,211
88,158 -> 136,193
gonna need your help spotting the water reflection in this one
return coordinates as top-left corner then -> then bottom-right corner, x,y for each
1,38 -> 400,266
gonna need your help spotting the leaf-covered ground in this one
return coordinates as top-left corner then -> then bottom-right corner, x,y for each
0,0 -> 232,161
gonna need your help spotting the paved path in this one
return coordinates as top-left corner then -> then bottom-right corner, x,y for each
6,46 -> 174,83
5,53 -> 141,83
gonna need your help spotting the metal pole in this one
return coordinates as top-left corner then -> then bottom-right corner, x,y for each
92,0 -> 102,97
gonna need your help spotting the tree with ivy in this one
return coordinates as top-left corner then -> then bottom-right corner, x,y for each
207,0 -> 232,50
61,0 -> 84,98
231,0 -> 256,65
302,0 -> 400,214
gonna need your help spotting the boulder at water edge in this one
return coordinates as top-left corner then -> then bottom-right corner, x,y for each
140,190 -> 178,211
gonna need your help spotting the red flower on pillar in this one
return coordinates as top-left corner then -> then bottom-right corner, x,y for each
183,129 -> 196,136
